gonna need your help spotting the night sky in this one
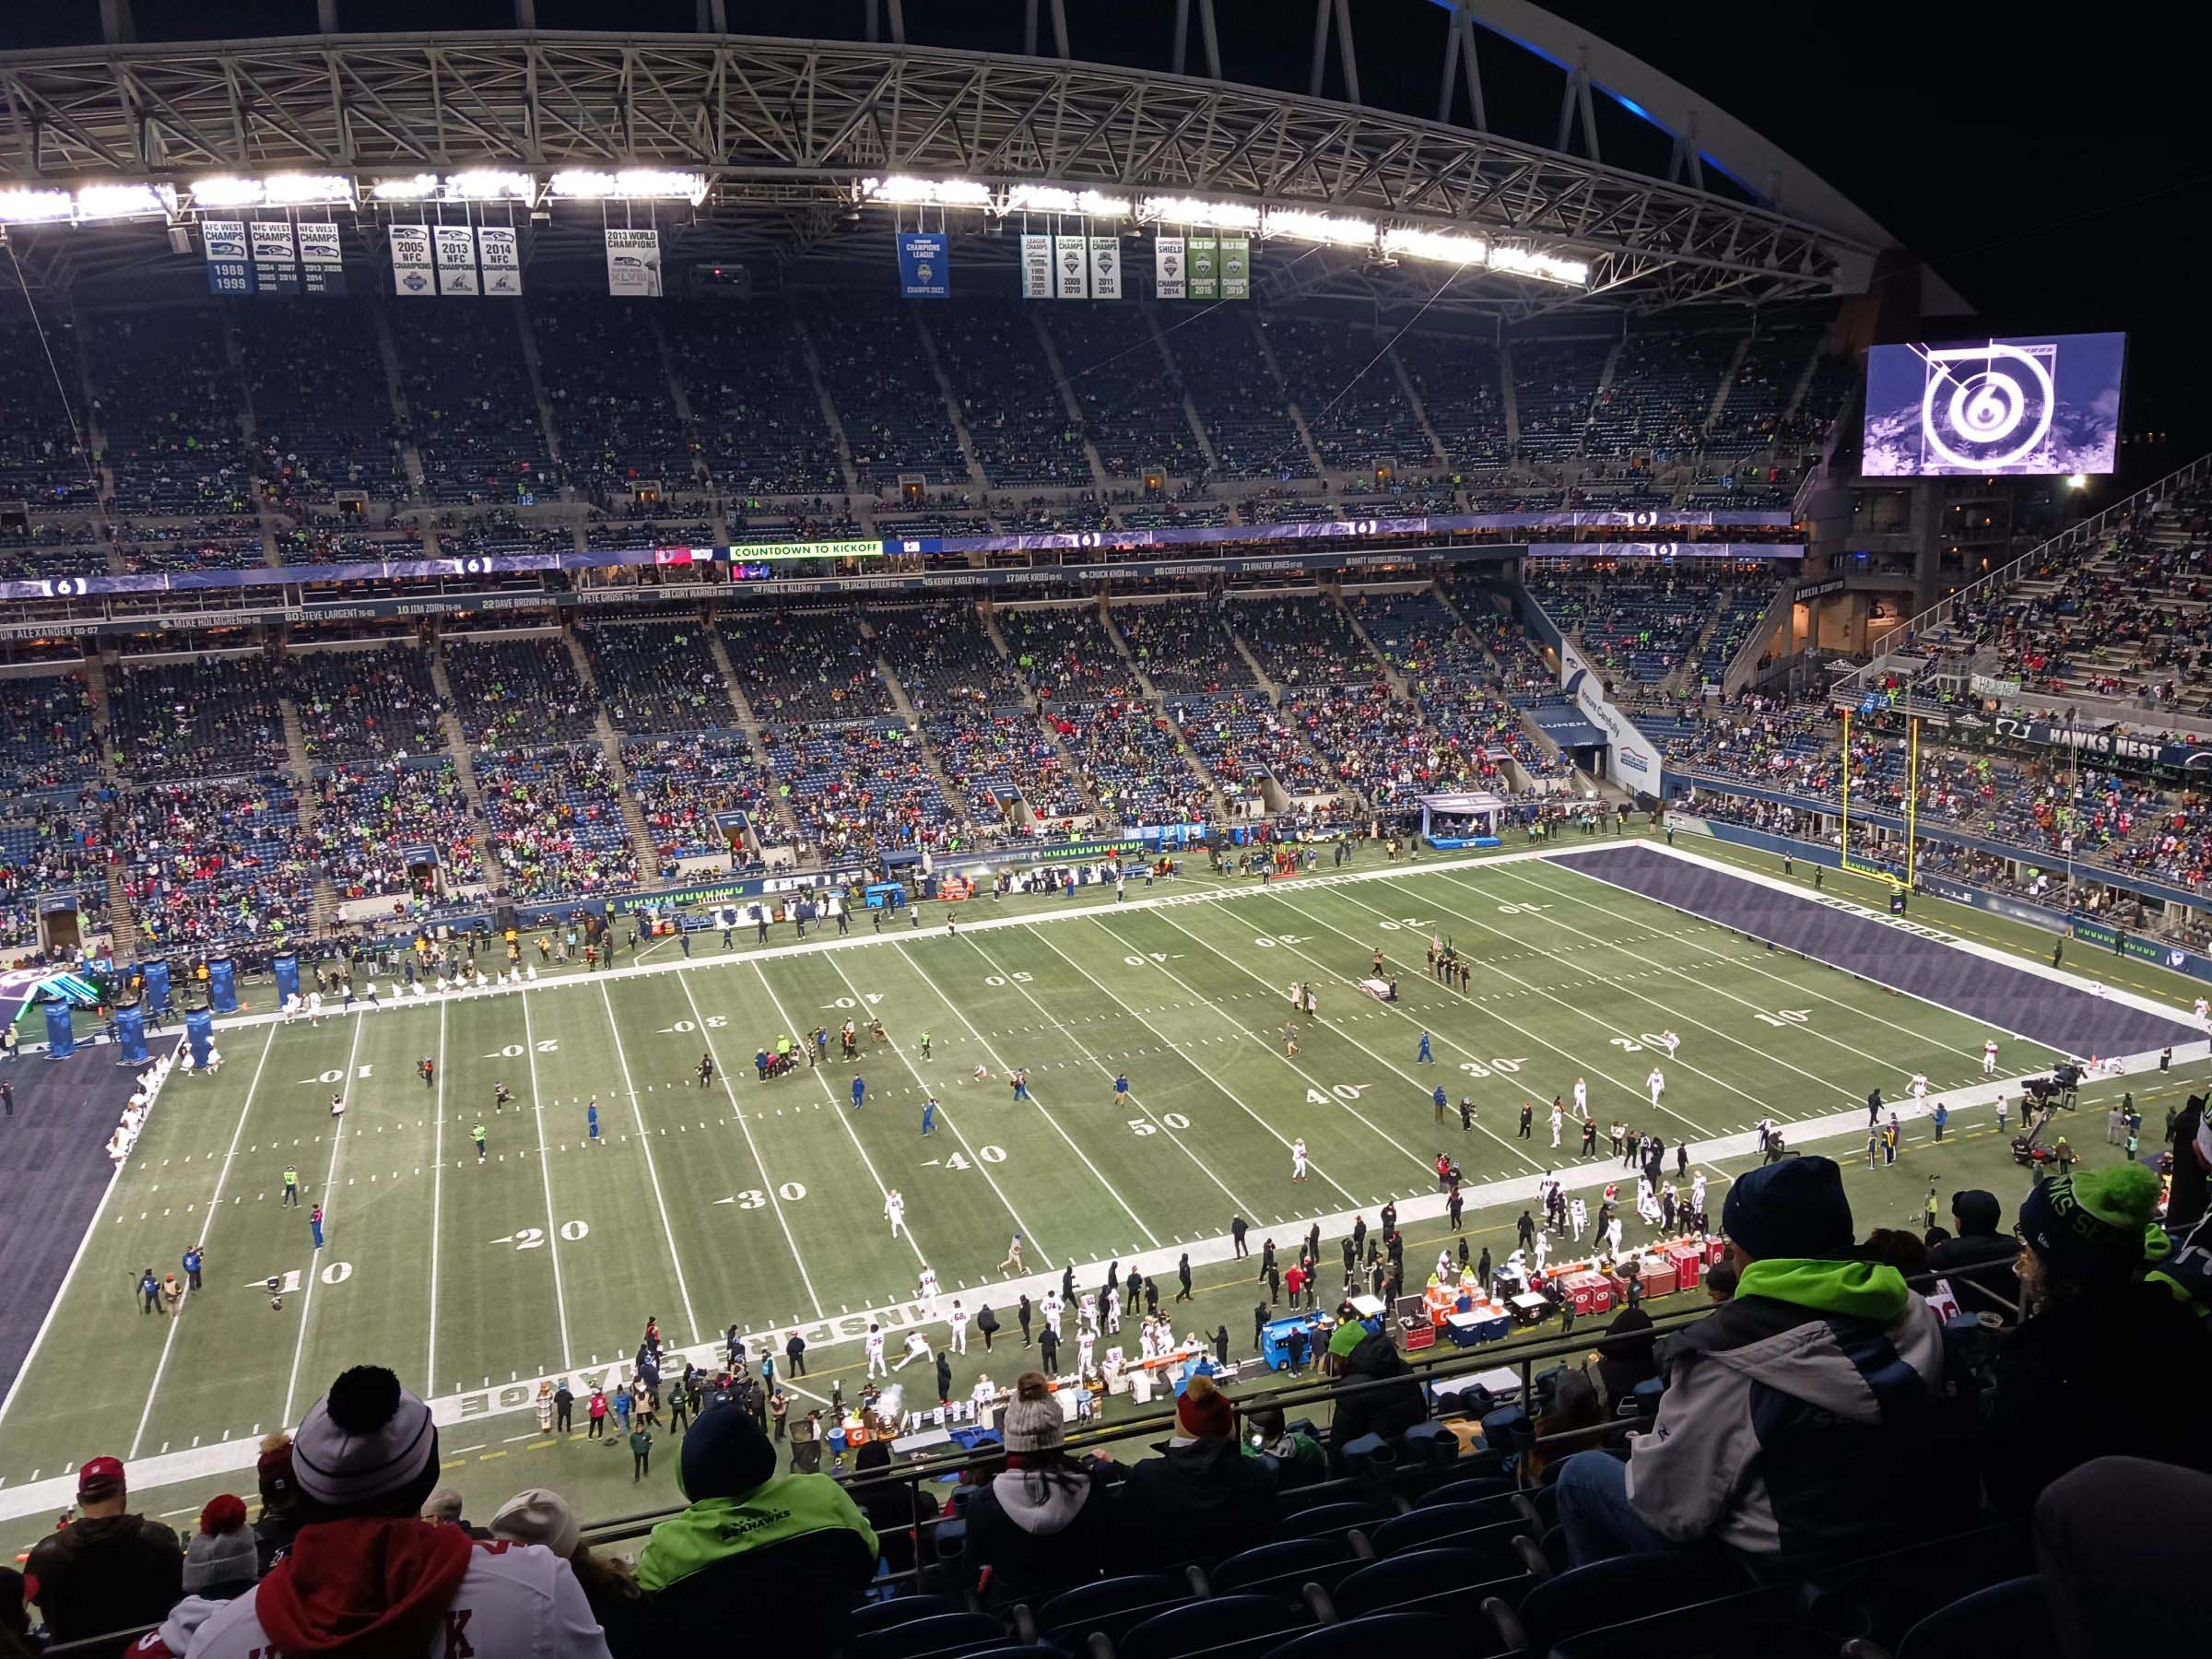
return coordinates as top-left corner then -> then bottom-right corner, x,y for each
3,1 -> 2200,479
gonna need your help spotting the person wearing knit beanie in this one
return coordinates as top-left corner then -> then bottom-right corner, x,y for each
636,1396 -> 878,1651
2015,1161 -> 2164,1304
182,1495 -> 260,1596
1124,1371 -> 1277,1564
963,1376 -> 1121,1608
1987,1161 -> 2212,1515
1174,1372 -> 1235,1442
182,1368 -> 615,1659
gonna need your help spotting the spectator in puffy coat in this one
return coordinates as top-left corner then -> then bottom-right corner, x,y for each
23,1455 -> 180,1658
1322,1323 -> 1427,1468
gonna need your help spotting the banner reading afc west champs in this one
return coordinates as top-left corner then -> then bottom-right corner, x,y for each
1019,233 -> 1052,299
606,228 -> 664,297
203,220 -> 252,296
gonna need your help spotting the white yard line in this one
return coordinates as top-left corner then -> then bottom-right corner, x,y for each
596,981 -> 702,1345
426,999 -> 447,1396
279,1012 -> 365,1426
673,967 -> 827,1322
124,1024 -> 279,1458
818,951 -> 1041,1264
1147,903 -> 1544,1178
1085,910 -> 1445,1180
890,940 -> 1159,1249
1022,920 -> 1365,1209
1267,882 -> 1722,1141
959,927 -> 1263,1219
521,990 -> 574,1374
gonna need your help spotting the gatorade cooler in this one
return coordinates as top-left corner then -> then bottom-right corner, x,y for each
1667,1242 -> 1704,1290
1640,1256 -> 1679,1299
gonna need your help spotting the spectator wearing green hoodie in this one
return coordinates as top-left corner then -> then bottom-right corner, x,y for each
1553,1156 -> 1947,1570
637,1395 -> 877,1651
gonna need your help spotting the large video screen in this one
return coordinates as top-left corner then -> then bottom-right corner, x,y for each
1862,332 -> 2124,477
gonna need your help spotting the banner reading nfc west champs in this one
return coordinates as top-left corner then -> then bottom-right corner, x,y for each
1053,234 -> 1088,300
388,224 -> 434,297
477,226 -> 522,297
895,231 -> 949,299
1019,233 -> 1053,299
203,219 -> 253,296
1153,234 -> 1186,300
1187,234 -> 1218,300
605,228 -> 663,297
297,222 -> 347,295
250,220 -> 301,296
1088,236 -> 1122,300
434,225 -> 480,296
1219,234 -> 1251,300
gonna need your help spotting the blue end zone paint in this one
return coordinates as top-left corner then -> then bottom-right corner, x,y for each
1547,843 -> 2202,1058
0,1059 -> 126,1399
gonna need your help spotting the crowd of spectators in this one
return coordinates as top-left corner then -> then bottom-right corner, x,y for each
533,295 -> 700,496
624,735 -> 781,875
312,758 -> 484,903
808,297 -> 969,488
388,303 -> 555,504
663,300 -> 845,497
443,635 -> 598,748
285,644 -> 445,762
1044,307 -> 1206,479
578,621 -> 733,734
241,300 -> 408,506
1164,311 -> 1308,478
107,656 -> 288,782
1260,316 -> 1427,471
473,745 -> 639,900
759,721 -> 963,861
86,311 -> 256,515
1116,599 -> 1258,697
928,304 -> 1090,488
112,776 -> 316,946
721,609 -> 888,724
0,671 -> 101,790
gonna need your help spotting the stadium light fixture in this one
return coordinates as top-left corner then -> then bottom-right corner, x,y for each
1138,195 -> 1262,230
447,170 -> 535,202
371,174 -> 440,202
73,182 -> 175,221
1487,244 -> 1591,287
997,185 -> 1134,218
548,169 -> 708,204
0,187 -> 74,224
860,175 -> 993,207
1381,226 -> 1489,265
1263,208 -> 1376,249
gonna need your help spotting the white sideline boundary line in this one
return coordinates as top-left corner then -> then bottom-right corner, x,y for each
279,1012 -> 365,1426
521,990 -> 574,1375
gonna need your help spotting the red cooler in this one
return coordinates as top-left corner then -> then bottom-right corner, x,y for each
1707,1237 -> 1728,1266
1639,1256 -> 1679,1298
1666,1242 -> 1703,1290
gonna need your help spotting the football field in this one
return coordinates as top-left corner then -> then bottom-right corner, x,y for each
5,835 -> 2204,1549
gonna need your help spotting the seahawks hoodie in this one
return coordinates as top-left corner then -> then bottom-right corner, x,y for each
182,1520 -> 610,1659
1622,1258 -> 1944,1562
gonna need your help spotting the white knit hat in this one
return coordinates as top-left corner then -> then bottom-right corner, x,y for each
292,1367 -> 438,1512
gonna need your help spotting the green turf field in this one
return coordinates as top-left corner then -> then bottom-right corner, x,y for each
5,832 -> 2206,1557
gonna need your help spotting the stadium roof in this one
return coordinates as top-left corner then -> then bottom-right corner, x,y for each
0,1 -> 1947,319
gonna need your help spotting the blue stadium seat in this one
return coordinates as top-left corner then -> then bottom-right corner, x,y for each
843,1594 -> 955,1636
1415,1477 -> 1517,1510
1023,1573 -> 1188,1651
1325,1546 -> 1521,1623
1261,1611 -> 1454,1656
1270,1500 -> 1392,1541
1206,1536 -> 1353,1595
1487,1549 -> 1756,1653
1367,1504 -> 1521,1560
1117,1593 -> 1312,1658
843,1608 -> 1009,1659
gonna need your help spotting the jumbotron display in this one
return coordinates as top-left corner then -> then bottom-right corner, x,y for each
1861,332 -> 2124,477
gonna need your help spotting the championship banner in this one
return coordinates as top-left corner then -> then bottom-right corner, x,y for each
896,230 -> 949,299
1220,234 -> 1251,300
477,226 -> 523,297
605,228 -> 664,297
1088,235 -> 1122,300
388,224 -> 434,296
298,221 -> 347,296
1020,233 -> 1053,299
1153,233 -> 1186,300
250,220 -> 301,296
1187,234 -> 1218,300
202,220 -> 253,297
1053,234 -> 1088,299
434,225 -> 481,296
